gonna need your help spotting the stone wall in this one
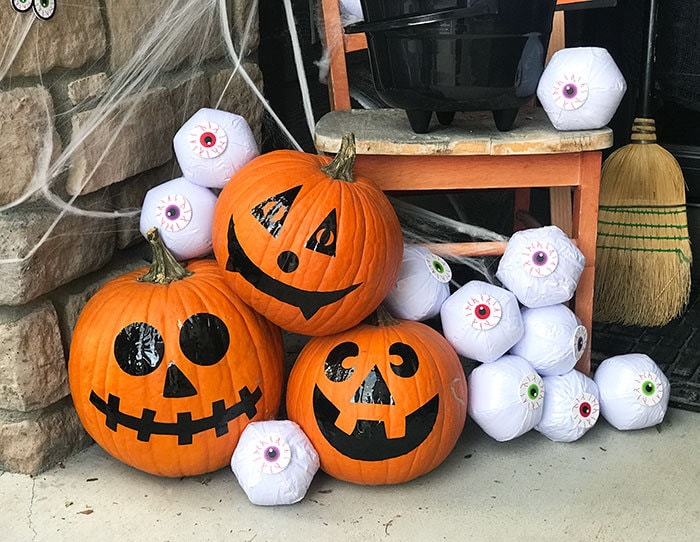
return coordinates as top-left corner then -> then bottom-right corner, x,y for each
0,0 -> 263,474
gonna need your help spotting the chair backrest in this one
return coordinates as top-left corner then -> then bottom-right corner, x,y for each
319,0 -> 566,112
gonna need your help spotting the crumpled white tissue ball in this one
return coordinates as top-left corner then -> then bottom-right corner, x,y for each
231,420 -> 320,506
594,354 -> 670,431
510,304 -> 588,376
384,246 -> 452,321
535,370 -> 600,442
173,107 -> 259,189
496,225 -> 585,308
139,177 -> 218,260
468,355 -> 545,441
440,280 -> 523,363
537,47 -> 627,130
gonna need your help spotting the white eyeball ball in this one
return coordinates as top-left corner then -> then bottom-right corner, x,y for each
173,108 -> 259,189
440,280 -> 523,363
496,225 -> 585,308
468,355 -> 544,441
537,47 -> 627,131
383,246 -> 451,321
231,420 -> 320,506
535,370 -> 600,442
510,304 -> 588,376
594,354 -> 670,431
139,177 -> 217,260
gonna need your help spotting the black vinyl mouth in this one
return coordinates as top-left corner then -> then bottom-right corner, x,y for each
226,216 -> 361,320
89,385 -> 262,445
312,385 -> 439,461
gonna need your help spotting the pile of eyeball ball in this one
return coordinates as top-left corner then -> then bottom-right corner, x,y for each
139,107 -> 259,260
383,225 -> 670,444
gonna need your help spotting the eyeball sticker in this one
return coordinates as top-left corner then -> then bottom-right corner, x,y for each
522,241 -> 558,277
251,433 -> 292,474
519,373 -> 544,410
464,294 -> 502,330
572,325 -> 588,362
12,0 -> 56,20
571,392 -> 599,428
189,122 -> 228,159
424,253 -> 452,284
633,371 -> 664,406
155,193 -> 193,232
551,73 -> 589,111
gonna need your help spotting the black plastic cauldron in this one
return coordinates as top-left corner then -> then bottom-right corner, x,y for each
346,0 -> 557,133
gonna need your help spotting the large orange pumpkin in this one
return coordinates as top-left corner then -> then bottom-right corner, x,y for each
285,307 -> 468,485
68,229 -> 284,477
211,133 -> 403,336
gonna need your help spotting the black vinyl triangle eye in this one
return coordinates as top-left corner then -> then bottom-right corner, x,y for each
251,185 -> 302,237
305,209 -> 337,256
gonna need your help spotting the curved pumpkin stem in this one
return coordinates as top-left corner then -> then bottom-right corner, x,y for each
320,133 -> 356,183
364,304 -> 400,327
138,227 -> 193,285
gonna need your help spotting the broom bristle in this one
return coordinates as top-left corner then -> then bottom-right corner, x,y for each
594,118 -> 692,326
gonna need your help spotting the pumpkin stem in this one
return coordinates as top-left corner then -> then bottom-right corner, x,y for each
138,227 -> 194,285
320,133 -> 356,183
364,304 -> 400,327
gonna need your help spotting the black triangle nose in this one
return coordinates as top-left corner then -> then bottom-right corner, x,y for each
163,362 -> 197,398
351,365 -> 394,405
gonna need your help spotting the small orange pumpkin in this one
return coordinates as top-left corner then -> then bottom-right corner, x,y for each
211,133 -> 403,336
285,307 -> 468,485
68,229 -> 284,477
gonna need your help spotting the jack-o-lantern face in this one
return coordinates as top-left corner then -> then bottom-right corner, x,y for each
212,134 -> 404,336
286,312 -> 467,485
69,235 -> 284,478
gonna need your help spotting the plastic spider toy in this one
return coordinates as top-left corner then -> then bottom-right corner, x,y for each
11,0 -> 56,21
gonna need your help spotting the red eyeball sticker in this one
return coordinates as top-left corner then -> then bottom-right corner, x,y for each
522,241 -> 559,277
155,193 -> 193,232
252,433 -> 292,475
551,73 -> 590,111
424,253 -> 452,283
633,371 -> 665,406
571,392 -> 599,428
189,122 -> 228,159
519,373 -> 544,410
464,294 -> 502,330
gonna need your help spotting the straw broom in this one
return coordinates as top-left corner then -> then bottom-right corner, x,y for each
594,0 -> 691,327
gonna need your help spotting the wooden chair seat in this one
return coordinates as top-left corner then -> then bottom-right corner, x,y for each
315,0 -> 613,374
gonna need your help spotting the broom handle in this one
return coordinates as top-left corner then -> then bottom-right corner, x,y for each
639,0 -> 657,117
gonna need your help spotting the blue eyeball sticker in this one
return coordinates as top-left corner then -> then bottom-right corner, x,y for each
12,0 -> 56,20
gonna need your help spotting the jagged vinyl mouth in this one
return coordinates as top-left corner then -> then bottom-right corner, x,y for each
89,385 -> 262,445
226,217 -> 361,320
312,385 -> 439,461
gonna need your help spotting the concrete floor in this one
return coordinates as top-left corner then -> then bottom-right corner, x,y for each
2,408 -> 699,542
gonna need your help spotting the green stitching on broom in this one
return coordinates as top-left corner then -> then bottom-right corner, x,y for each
596,244 -> 692,264
597,220 -> 688,229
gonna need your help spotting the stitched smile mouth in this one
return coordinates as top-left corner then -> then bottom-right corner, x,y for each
89,385 -> 262,445
226,216 -> 361,319
312,385 -> 439,461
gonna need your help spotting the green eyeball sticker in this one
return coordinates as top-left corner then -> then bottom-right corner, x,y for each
572,325 -> 588,362
12,0 -> 32,12
571,392 -> 599,428
424,253 -> 452,283
633,371 -> 664,406
519,373 -> 544,410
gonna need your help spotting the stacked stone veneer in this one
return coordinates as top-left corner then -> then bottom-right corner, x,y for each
0,0 -> 263,474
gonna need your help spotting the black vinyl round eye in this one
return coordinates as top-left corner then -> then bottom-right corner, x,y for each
324,341 -> 358,382
179,313 -> 230,366
114,322 -> 165,376
389,342 -> 419,378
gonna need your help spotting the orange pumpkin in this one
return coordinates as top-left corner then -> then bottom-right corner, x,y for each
211,133 -> 403,336
285,307 -> 468,485
68,229 -> 284,477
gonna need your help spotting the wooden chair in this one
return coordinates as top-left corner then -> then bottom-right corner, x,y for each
314,0 -> 612,374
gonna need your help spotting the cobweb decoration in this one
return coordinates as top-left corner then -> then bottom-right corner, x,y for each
0,0 -> 505,286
